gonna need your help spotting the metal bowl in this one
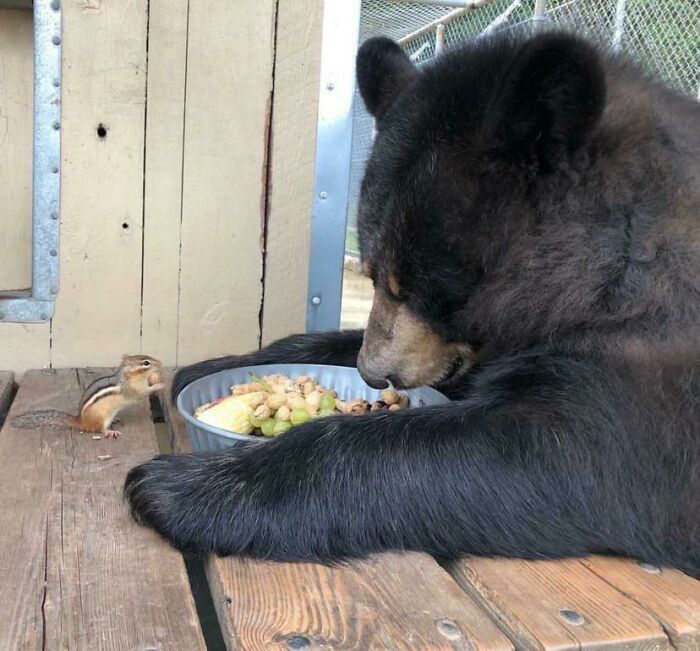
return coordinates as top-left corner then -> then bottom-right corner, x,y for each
176,363 -> 450,451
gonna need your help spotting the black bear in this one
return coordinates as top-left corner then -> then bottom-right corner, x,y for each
125,31 -> 699,577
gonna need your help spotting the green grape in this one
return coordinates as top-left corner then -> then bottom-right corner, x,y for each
317,408 -> 336,419
320,393 -> 336,411
273,421 -> 293,436
290,408 -> 310,426
250,415 -> 264,428
260,418 -> 276,437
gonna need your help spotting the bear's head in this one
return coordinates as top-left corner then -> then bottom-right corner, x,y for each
353,30 -> 697,389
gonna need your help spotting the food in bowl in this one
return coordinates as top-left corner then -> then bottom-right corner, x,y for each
194,372 -> 409,437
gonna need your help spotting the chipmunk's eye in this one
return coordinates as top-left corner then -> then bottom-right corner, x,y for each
143,360 -> 150,367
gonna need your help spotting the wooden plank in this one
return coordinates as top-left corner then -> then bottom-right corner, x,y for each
0,9 -> 33,291
260,0 -> 324,346
582,556 -> 700,651
140,0 -> 189,367
448,557 -> 673,650
177,0 -> 276,365
50,1 -> 148,368
161,367 -> 193,453
0,371 -> 15,426
207,554 -> 515,651
0,10 -> 51,373
0,369 -> 205,650
161,376 -> 512,650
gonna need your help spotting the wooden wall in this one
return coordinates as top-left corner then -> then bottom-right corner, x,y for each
0,0 -> 323,374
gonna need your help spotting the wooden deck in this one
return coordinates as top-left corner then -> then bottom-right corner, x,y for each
1,370 -> 698,651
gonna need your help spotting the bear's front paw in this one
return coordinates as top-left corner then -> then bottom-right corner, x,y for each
124,451 -> 249,554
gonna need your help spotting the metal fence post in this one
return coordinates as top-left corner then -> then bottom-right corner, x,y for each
306,0 -> 362,333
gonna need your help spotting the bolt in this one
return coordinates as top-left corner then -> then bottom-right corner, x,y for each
319,191 -> 328,200
51,212 -> 58,220
51,166 -> 59,174
559,608 -> 585,626
326,82 -> 335,91
311,296 -> 321,306
286,636 -> 310,649
53,79 -> 60,88
51,287 -> 58,294
436,619 -> 461,640
40,313 -> 48,321
53,121 -> 60,130
52,36 -> 61,46
49,249 -> 57,257
638,562 -> 661,574
51,0 -> 60,9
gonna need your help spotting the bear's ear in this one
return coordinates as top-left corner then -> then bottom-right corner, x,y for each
489,32 -> 606,169
356,37 -> 417,120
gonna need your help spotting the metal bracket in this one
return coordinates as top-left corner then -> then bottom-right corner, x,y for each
305,0 -> 361,333
0,0 -> 61,323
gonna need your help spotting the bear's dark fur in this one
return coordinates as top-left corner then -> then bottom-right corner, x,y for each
125,31 -> 699,576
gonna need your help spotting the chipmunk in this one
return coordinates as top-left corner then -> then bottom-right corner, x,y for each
12,355 -> 164,438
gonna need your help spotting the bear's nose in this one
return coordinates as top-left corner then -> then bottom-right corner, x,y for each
358,366 -> 389,390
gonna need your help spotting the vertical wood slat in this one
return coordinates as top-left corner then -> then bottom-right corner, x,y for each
140,0 -> 189,366
176,0 -> 276,365
261,0 -> 324,346
51,0 -> 148,368
0,369 -> 206,650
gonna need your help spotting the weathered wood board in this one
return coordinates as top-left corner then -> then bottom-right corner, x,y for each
50,0 -> 149,368
0,369 -> 205,650
260,0 -> 324,346
448,556 -> 676,650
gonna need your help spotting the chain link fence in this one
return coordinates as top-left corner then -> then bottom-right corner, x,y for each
341,0 -> 699,327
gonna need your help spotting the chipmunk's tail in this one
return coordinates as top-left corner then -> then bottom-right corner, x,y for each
11,409 -> 80,430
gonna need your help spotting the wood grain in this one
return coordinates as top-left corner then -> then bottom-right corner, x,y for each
161,369 -> 511,650
0,369 -> 205,650
140,0 -> 189,367
260,0 -> 324,346
208,553 -> 514,651
448,557 -> 673,650
51,0 -> 148,368
176,0 -> 276,365
582,556 -> 700,651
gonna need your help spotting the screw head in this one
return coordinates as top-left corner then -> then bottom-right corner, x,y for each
52,36 -> 61,46
319,191 -> 328,200
436,619 -> 461,640
51,166 -> 59,174
51,0 -> 60,9
51,287 -> 58,294
559,608 -> 585,626
50,212 -> 58,220
638,562 -> 661,574
53,121 -> 60,130
53,79 -> 60,88
49,249 -> 57,257
311,296 -> 321,306
326,82 -> 335,91
40,313 -> 48,321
